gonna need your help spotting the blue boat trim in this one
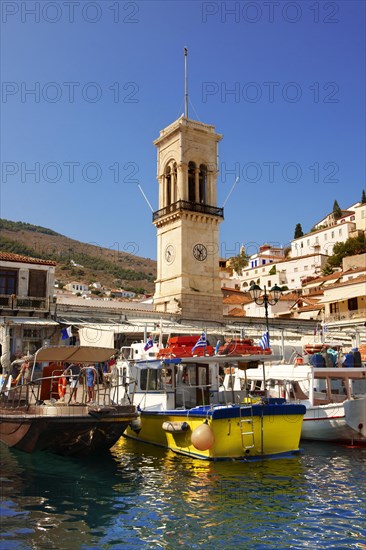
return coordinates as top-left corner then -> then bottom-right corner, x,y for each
141,402 -> 306,419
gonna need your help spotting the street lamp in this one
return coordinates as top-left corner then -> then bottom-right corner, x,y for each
249,284 -> 283,338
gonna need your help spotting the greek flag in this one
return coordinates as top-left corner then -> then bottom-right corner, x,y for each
214,340 -> 221,354
192,332 -> 207,353
61,326 -> 73,340
259,331 -> 270,349
144,335 -> 154,351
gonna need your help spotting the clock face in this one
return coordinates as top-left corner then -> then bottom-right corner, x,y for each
193,243 -> 207,261
165,244 -> 175,264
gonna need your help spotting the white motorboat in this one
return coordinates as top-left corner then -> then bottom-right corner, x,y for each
222,361 -> 366,445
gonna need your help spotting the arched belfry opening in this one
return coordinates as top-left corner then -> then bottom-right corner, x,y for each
199,164 -> 207,204
188,161 -> 196,203
165,165 -> 171,206
164,161 -> 178,207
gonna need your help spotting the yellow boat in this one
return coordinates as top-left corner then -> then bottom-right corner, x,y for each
113,341 -> 306,461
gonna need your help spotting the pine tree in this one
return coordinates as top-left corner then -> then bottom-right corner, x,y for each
361,189 -> 366,204
294,223 -> 303,239
333,200 -> 342,219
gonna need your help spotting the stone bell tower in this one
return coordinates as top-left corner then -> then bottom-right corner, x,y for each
152,115 -> 224,321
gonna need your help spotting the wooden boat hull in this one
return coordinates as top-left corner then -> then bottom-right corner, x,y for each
0,404 -> 137,456
125,401 -> 306,460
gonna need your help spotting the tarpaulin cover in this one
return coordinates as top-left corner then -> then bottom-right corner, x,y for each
35,346 -> 117,364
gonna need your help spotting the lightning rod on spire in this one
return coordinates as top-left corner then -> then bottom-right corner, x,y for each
184,47 -> 188,119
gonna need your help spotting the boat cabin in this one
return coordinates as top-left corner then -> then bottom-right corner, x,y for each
239,364 -> 366,407
114,342 -> 266,411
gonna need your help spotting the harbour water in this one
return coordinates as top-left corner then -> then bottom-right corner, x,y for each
1,439 -> 365,549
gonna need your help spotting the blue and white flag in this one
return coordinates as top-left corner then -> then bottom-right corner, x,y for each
192,332 -> 207,353
259,331 -> 270,349
144,335 -> 154,351
61,326 -> 73,340
214,340 -> 221,354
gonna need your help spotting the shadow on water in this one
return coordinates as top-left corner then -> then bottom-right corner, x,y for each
1,438 -> 365,549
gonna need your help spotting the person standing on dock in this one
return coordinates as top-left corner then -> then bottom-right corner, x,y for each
86,365 -> 97,403
67,363 -> 81,403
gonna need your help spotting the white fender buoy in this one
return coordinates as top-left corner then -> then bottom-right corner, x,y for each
191,422 -> 214,451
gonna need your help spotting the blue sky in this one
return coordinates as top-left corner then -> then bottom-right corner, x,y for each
1,0 -> 365,261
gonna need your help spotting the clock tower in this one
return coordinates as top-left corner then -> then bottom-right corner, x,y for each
153,115 -> 224,321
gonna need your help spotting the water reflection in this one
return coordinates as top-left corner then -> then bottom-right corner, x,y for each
111,438 -> 308,548
1,439 -> 365,549
0,445 -> 141,548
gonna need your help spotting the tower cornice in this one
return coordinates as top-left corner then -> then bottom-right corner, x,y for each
154,116 -> 223,147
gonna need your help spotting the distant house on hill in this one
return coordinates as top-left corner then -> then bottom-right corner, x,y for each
107,289 -> 136,299
91,282 -> 102,289
65,281 -> 90,294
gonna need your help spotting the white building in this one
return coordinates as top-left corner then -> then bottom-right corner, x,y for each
291,201 -> 366,257
244,293 -> 298,319
107,289 -> 136,299
227,200 -> 366,294
229,248 -> 328,293
248,243 -> 285,269
65,282 -> 90,294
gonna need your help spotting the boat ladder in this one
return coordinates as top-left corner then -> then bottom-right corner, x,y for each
239,405 -> 255,450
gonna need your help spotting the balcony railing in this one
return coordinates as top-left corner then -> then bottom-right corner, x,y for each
0,294 -> 49,311
153,200 -> 224,222
325,308 -> 366,323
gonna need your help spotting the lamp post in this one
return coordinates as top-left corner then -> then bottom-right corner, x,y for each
249,284 -> 283,341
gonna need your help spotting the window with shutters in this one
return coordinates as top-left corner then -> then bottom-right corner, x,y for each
28,270 -> 47,297
0,269 -> 18,295
348,297 -> 358,311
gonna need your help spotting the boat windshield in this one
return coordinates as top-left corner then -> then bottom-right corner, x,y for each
140,369 -> 164,391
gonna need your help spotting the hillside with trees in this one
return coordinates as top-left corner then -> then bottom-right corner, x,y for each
0,219 -> 156,294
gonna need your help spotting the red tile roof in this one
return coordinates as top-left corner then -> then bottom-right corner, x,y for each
295,304 -> 324,312
343,266 -> 366,275
0,251 -> 56,266
326,274 -> 366,289
226,307 -> 246,317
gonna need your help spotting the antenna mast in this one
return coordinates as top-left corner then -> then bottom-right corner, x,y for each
184,47 -> 188,118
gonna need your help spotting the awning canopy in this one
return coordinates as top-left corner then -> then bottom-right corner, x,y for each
3,318 -> 59,326
35,346 -> 117,363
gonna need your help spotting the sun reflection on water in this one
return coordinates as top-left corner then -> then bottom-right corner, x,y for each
0,438 -> 365,548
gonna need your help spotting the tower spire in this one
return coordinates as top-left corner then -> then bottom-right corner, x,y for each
184,47 -> 188,118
